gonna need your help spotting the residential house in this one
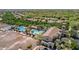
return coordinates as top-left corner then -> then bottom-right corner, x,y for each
26,18 -> 33,21
7,37 -> 40,50
0,31 -> 23,49
42,27 -> 62,42
33,45 -> 48,50
0,30 -> 40,50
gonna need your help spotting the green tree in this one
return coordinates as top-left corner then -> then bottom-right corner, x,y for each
2,11 -> 16,21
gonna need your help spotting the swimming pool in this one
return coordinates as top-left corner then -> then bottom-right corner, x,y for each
17,26 -> 26,32
31,29 -> 44,35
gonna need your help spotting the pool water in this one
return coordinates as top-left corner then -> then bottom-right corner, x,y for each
17,26 -> 26,32
31,29 -> 44,35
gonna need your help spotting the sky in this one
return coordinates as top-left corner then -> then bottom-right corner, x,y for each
0,0 -> 78,9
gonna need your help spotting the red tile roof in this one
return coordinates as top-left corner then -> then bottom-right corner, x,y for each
42,27 -> 61,40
